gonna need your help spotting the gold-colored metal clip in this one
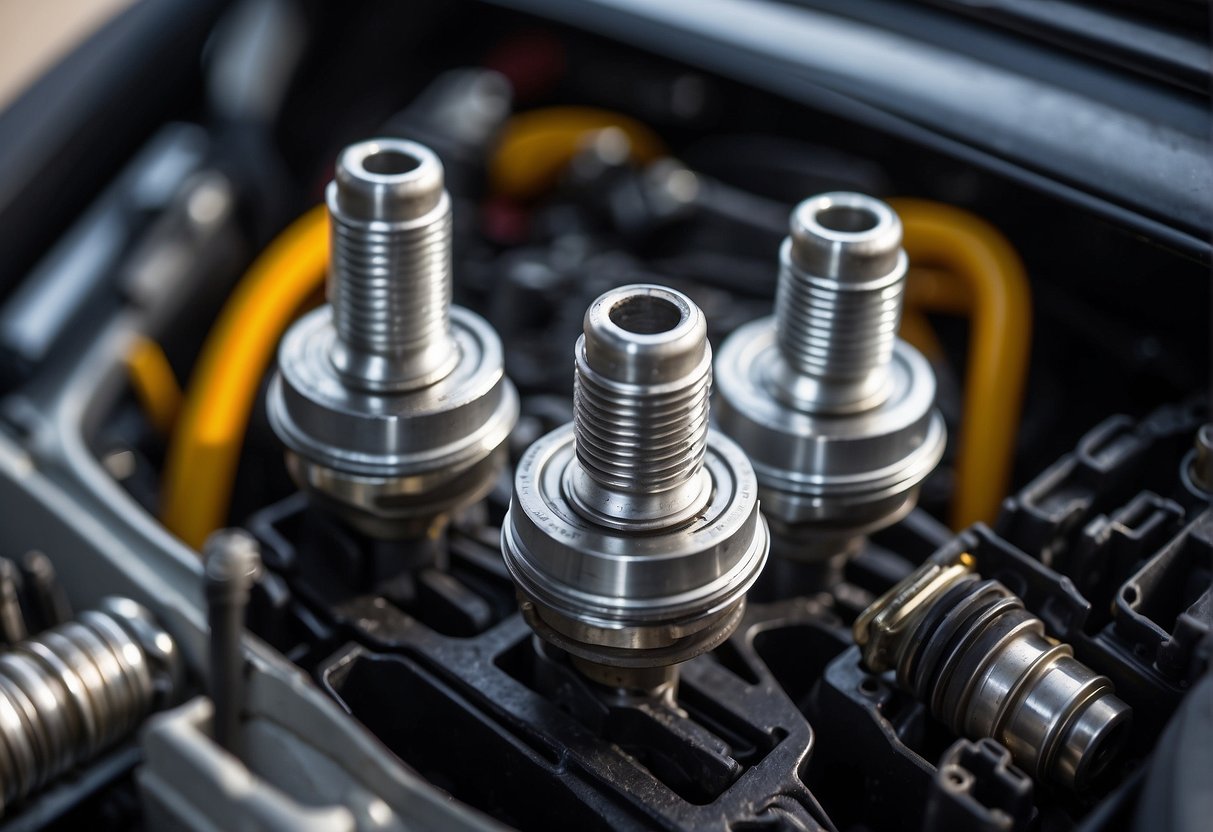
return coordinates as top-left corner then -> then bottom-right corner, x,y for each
853,551 -> 974,672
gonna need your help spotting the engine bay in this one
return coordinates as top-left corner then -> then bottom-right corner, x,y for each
0,1 -> 1208,830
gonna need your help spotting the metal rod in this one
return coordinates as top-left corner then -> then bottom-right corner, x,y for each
203,529 -> 262,757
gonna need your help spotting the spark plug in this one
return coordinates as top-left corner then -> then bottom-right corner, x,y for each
502,285 -> 768,691
715,192 -> 945,568
268,139 -> 518,538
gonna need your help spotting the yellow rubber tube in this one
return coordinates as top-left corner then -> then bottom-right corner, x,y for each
490,107 -> 665,200
892,199 -> 1032,529
905,266 -> 972,316
160,205 -> 329,549
897,306 -> 946,366
125,336 -> 184,438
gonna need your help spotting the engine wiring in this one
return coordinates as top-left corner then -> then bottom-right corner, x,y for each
124,336 -> 184,438
159,204 -> 329,549
891,198 -> 1032,529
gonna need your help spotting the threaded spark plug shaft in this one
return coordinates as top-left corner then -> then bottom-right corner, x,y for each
328,140 -> 458,392
855,556 -> 1131,790
269,139 -> 518,536
569,286 -> 713,529
775,193 -> 906,412
503,285 -> 768,688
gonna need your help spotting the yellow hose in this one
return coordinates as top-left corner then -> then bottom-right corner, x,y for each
893,199 -> 1032,529
490,107 -> 665,200
160,205 -> 329,549
905,266 -> 972,316
125,336 -> 184,437
897,306 -> 946,365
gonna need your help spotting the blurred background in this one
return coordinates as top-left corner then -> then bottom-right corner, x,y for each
0,1 -> 132,109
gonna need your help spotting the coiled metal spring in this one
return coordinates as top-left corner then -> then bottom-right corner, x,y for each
0,597 -> 180,813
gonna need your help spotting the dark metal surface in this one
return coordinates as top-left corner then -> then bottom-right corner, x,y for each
484,0 -> 1211,259
0,125 -> 209,389
244,399 -> 1210,830
249,498 -> 828,831
918,0 -> 1209,93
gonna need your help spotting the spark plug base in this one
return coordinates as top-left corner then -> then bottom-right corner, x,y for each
506,422 -> 766,670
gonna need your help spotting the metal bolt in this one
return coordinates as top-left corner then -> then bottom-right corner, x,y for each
327,139 -> 458,392
268,139 -> 518,535
774,192 -> 906,413
568,285 -> 713,529
856,557 -> 1131,790
0,597 -> 179,812
203,529 -> 261,756
714,192 -> 944,547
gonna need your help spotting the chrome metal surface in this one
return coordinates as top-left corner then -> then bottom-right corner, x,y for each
777,192 -> 905,413
714,192 -> 945,550
503,285 -> 768,676
570,285 -> 712,530
268,139 -> 518,534
0,599 -> 180,813
203,530 -> 262,757
855,556 -> 1131,790
328,139 -> 458,392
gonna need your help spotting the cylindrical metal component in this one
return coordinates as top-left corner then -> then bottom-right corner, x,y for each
569,285 -> 712,529
503,285 -> 768,681
775,193 -> 906,412
0,598 -> 180,813
855,559 -> 1131,790
714,192 -> 945,552
269,138 -> 518,537
204,529 -> 262,757
327,139 -> 458,392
